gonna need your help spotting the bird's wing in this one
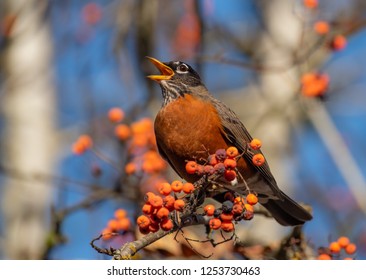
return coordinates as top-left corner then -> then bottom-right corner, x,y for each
210,97 -> 283,198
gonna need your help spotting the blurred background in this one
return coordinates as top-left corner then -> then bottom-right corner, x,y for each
0,0 -> 366,260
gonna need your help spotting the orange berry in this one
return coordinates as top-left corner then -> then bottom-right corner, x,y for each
101,228 -> 113,240
208,154 -> 218,166
252,154 -> 265,166
337,236 -> 350,248
108,107 -> 124,123
224,158 -> 237,169
117,218 -> 131,231
163,195 -> 175,211
226,146 -> 239,158
158,182 -> 172,196
250,139 -> 262,150
72,142 -> 86,155
244,203 -> 254,212
343,257 -> 353,260
220,213 -> 234,222
132,134 -> 148,147
303,0 -> 318,9
314,21 -> 330,35
182,182 -> 195,194
142,203 -> 153,215
331,35 -> 347,51
224,170 -> 236,181
317,253 -> 331,260
78,134 -> 93,149
107,219 -> 119,231
185,161 -> 198,174
114,124 -> 131,140
137,215 -> 150,229
234,196 -> 245,205
131,118 -> 152,134
174,199 -> 185,211
329,242 -> 341,254
301,73 -> 329,97
345,243 -> 357,255
171,180 -> 183,192
156,207 -> 170,219
125,162 -> 137,175
246,193 -> 258,205
149,195 -> 163,208
221,221 -> 235,232
160,218 -> 174,231
209,218 -> 222,230
72,135 -> 93,154
301,73 -> 316,85
114,209 -> 127,220
144,192 -> 155,203
204,204 -> 216,216
142,160 -> 155,173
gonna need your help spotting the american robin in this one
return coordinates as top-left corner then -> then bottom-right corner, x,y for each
147,57 -> 312,226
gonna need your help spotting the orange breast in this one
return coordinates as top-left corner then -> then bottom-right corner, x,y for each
155,94 -> 232,181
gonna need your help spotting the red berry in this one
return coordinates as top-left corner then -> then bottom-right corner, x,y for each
224,170 -> 236,181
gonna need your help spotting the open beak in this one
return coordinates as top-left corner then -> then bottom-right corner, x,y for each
146,56 -> 174,82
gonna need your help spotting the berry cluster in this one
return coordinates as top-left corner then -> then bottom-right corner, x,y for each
301,0 -> 348,100
185,143 -> 265,183
117,116 -> 167,175
203,193 -> 258,233
137,180 -> 196,234
101,208 -> 131,240
317,236 -> 357,260
72,134 -> 93,155
301,72 -> 329,98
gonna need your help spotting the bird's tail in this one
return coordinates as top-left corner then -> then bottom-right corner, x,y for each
262,191 -> 312,226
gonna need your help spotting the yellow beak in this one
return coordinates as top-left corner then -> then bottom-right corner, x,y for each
146,56 -> 174,82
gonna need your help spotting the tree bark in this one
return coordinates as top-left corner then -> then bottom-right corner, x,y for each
1,0 -> 56,259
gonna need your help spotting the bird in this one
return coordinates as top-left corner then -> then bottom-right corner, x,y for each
147,56 -> 312,226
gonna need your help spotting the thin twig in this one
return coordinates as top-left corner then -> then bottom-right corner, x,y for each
305,99 -> 366,215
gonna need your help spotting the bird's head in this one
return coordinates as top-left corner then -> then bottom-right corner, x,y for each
147,57 -> 204,106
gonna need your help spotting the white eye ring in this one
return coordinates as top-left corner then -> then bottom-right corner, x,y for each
176,63 -> 189,74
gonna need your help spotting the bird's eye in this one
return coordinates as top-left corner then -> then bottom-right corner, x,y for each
177,64 -> 189,73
